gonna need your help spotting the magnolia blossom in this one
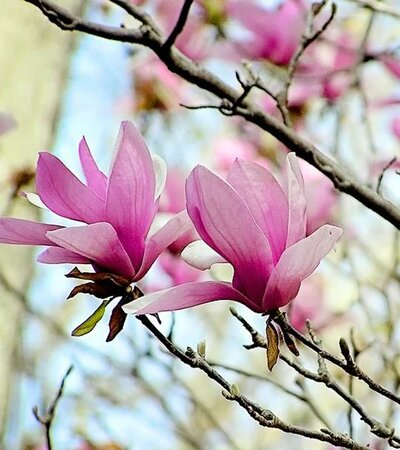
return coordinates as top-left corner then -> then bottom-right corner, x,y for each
0,121 -> 190,282
212,136 -> 259,173
155,0 -> 216,61
159,168 -> 197,253
298,33 -> 357,101
124,154 -> 342,315
227,0 -> 306,65
131,56 -> 189,112
286,274 -> 332,332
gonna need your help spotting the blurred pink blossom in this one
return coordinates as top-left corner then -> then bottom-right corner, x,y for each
299,160 -> 337,234
286,275 -> 330,331
156,169 -> 201,286
155,0 -> 216,61
227,0 -> 306,65
159,251 -> 202,286
296,33 -> 357,102
159,169 -> 198,253
212,136 -> 258,172
130,56 -> 189,112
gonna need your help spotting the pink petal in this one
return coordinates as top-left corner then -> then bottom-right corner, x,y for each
263,225 -> 342,311
37,247 -> 90,264
285,153 -> 307,247
105,121 -> 157,270
186,166 -> 272,302
135,211 -> 192,280
36,153 -> 105,223
227,159 -> 288,264
0,218 -> 61,245
46,223 -> 135,279
78,137 -> 107,199
122,281 -> 260,315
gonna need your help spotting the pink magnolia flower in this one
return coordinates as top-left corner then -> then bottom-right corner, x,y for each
309,34 -> 356,101
227,0 -> 306,65
124,154 -> 342,316
212,137 -> 258,173
285,275 -> 331,332
130,56 -> 190,112
155,0 -> 216,61
0,121 -> 190,283
285,33 -> 357,106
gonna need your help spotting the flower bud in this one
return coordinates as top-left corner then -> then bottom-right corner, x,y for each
197,340 -> 206,358
230,383 -> 240,397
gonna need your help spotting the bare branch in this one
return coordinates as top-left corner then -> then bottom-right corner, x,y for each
230,307 -> 400,408
137,314 -> 368,450
209,360 -> 332,428
32,366 -> 73,450
21,0 -> 400,230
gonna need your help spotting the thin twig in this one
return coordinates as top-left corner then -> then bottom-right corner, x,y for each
108,0 -> 160,30
278,2 -> 337,126
377,157 -> 397,195
229,307 -> 400,407
162,0 -> 194,50
32,366 -> 73,450
348,0 -> 400,19
137,315 -> 367,449
209,360 -> 332,428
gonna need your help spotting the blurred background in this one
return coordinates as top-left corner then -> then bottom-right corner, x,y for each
2,0 -> 400,449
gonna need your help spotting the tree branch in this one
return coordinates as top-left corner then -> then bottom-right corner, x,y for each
229,307 -> 400,408
137,315 -> 368,450
22,0 -> 400,230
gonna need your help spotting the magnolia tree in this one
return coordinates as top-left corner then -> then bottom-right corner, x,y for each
5,0 -> 400,449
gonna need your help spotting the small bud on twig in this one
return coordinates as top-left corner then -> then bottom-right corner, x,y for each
230,383 -> 240,397
197,340 -> 206,358
339,337 -> 352,361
